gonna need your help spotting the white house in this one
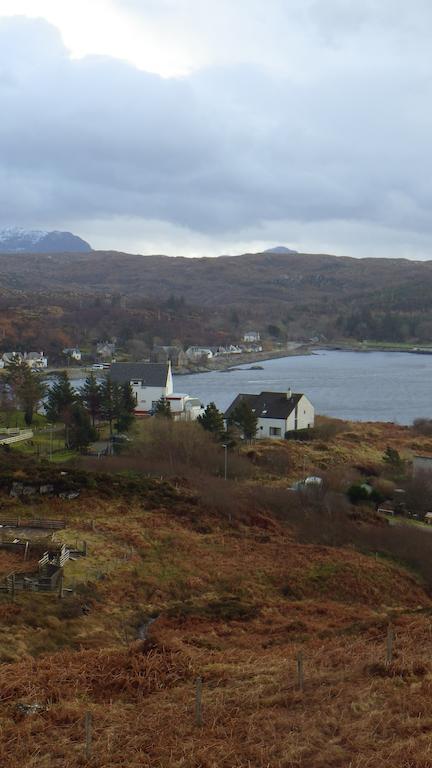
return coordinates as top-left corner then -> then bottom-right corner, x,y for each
225,389 -> 314,439
110,362 -> 173,415
63,347 -> 82,362
185,346 -> 214,360
1,351 -> 47,369
25,352 -> 48,369
243,331 -> 261,343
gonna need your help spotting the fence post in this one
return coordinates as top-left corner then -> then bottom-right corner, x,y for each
195,676 -> 203,726
83,540 -> 87,556
24,541 -> 29,561
296,651 -> 304,692
85,711 -> 92,759
386,624 -> 394,665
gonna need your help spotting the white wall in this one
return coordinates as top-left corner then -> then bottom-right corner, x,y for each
286,395 -> 315,431
256,396 -> 314,439
257,417 -> 287,439
131,384 -> 167,413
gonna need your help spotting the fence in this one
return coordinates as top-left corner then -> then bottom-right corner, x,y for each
0,430 -> 33,445
0,518 -> 65,530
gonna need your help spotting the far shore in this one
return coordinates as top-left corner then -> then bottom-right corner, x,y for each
38,341 -> 432,383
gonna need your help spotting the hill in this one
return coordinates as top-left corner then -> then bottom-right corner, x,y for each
1,248 -> 432,344
1,434 -> 432,766
0,228 -> 91,253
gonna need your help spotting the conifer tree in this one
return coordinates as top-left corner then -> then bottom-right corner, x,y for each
228,399 -> 258,441
45,371 -> 77,424
80,372 -> 102,426
6,360 -> 46,426
153,396 -> 172,419
197,401 -> 225,439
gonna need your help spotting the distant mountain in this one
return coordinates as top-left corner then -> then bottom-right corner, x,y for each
263,245 -> 298,254
0,228 -> 91,253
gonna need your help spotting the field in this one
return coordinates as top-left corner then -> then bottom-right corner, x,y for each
0,432 -> 432,767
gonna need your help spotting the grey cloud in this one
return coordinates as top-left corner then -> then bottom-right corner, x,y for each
1,11 -> 432,255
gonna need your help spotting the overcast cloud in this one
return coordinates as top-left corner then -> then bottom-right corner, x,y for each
0,2 -> 432,257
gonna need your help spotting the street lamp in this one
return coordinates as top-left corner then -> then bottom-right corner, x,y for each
222,443 -> 228,480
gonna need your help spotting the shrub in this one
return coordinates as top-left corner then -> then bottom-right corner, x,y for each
412,418 -> 432,436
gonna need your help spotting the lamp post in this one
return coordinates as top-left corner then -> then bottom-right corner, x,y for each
222,443 -> 228,481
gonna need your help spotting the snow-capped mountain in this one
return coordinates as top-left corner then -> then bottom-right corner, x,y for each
0,228 -> 91,253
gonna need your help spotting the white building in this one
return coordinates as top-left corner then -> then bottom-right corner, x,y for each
63,347 -> 82,361
110,362 -> 173,415
225,389 -> 314,439
1,351 -> 47,369
243,331 -> 261,343
166,393 -> 204,421
185,346 -> 214,360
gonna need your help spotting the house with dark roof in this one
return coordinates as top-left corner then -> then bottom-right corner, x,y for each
225,389 -> 314,439
110,362 -> 173,415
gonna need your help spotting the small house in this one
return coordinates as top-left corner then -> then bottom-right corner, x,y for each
185,346 -> 214,360
225,389 -> 314,439
110,361 -> 173,415
63,347 -> 82,362
243,331 -> 261,343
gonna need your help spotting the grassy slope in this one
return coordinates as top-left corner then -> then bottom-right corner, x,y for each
1,454 -> 432,767
245,416 -> 432,485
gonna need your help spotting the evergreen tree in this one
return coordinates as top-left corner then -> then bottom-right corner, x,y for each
100,377 -> 117,434
153,396 -> 172,419
197,401 -> 225,439
228,399 -> 258,441
80,372 -> 102,426
68,402 -> 97,451
6,360 -> 46,426
45,372 -> 77,424
114,382 -> 136,432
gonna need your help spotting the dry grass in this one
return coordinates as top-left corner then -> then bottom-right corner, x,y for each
1,443 -> 432,766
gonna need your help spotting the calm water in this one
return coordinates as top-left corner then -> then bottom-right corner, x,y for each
173,350 -> 432,424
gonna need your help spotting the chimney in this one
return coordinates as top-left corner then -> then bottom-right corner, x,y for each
287,387 -> 292,399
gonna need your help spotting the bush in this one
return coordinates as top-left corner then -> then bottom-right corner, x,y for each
412,418 -> 432,436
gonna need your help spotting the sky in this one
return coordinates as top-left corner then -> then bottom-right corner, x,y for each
0,0 -> 432,258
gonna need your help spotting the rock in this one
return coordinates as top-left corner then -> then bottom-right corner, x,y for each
59,491 -> 80,500
10,482 -> 24,497
22,486 -> 37,496
39,485 -> 54,495
16,703 -> 45,715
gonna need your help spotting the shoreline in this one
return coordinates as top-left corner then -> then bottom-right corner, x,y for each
174,346 -> 313,376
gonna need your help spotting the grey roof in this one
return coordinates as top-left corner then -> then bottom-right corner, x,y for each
110,362 -> 169,387
225,391 -> 303,421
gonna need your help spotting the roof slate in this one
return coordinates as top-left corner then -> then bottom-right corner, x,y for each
110,362 -> 169,387
225,391 -> 303,421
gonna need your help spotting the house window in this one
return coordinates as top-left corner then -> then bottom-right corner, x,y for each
269,427 -> 281,436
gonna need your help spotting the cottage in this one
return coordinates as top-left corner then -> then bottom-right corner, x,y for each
110,362 -> 173,415
185,346 -> 214,360
1,351 -> 47,369
96,341 -> 116,358
152,345 -> 187,367
225,389 -> 314,439
243,331 -> 261,343
63,347 -> 82,362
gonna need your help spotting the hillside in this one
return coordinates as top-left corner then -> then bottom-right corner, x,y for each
0,249 -> 432,342
1,445 -> 432,766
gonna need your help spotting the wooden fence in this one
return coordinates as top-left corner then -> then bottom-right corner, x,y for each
0,518 -> 65,530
